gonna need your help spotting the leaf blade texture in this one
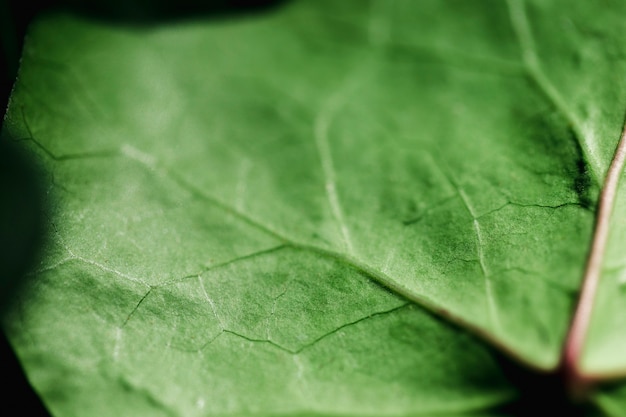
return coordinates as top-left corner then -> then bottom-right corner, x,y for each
2,0 -> 626,415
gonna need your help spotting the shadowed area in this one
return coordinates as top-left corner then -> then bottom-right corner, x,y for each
0,134 -> 48,416
0,136 -> 45,315
0,3 -> 290,417
493,350 -> 596,417
48,0 -> 290,23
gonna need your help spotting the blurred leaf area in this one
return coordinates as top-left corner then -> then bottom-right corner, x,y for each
0,2 -> 286,416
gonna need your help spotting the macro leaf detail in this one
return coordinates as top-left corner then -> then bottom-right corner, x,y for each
2,0 -> 626,415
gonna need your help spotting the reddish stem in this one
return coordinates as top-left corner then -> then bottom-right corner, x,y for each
561,120 -> 626,400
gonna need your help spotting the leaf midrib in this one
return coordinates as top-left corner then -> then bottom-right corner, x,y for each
561,123 -> 626,397
506,0 -> 626,393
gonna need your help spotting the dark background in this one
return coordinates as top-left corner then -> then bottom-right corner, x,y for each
2,2 -> 55,415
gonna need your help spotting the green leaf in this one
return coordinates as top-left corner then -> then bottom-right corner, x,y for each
582,169 -> 626,376
2,0 -> 626,415
594,384 -> 626,417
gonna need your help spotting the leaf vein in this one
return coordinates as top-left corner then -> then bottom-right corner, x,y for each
506,0 -> 602,183
205,304 -> 411,355
314,89 -> 354,253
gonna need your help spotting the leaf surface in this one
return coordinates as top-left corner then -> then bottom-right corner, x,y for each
2,0 -> 626,415
582,164 -> 626,376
